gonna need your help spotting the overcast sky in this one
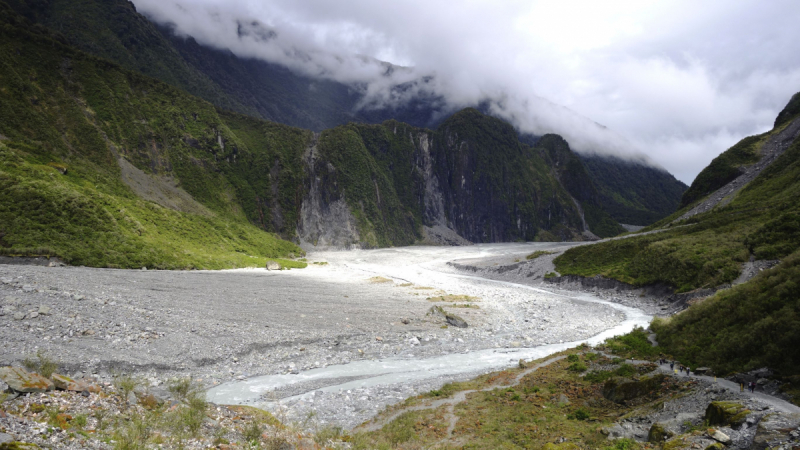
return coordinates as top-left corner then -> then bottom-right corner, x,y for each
132,0 -> 800,184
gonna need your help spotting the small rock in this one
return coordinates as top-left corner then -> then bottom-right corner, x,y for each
13,312 -> 25,320
265,261 -> 282,271
375,336 -> 383,342
38,305 -> 51,315
710,429 -> 732,445
401,318 -> 410,325
22,285 -> 34,292
28,311 -> 39,319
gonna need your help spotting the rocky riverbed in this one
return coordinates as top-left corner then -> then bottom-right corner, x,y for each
0,243 -> 635,431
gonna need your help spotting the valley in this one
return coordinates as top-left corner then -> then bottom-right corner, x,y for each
0,243 -> 634,429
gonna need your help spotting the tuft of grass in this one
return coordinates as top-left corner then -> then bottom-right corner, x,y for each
368,276 -> 393,283
22,350 -> 58,378
527,250 -> 556,260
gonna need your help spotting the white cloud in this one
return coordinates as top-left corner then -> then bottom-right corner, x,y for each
131,0 -> 800,184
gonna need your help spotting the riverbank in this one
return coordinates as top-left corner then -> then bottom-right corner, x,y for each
0,244 -> 631,433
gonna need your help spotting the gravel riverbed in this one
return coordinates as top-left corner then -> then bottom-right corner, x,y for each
0,243 -> 631,430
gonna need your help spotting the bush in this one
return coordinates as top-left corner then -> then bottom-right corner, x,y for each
568,362 -> 587,373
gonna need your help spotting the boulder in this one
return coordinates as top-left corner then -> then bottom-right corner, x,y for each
446,313 -> 468,328
750,412 -> 800,450
265,261 -> 282,271
704,401 -> 750,428
695,367 -> 713,376
648,422 -> 674,443
602,374 -> 666,403
51,373 -> 98,392
0,366 -> 54,393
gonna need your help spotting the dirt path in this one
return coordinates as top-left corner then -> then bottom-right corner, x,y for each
355,354 -> 568,440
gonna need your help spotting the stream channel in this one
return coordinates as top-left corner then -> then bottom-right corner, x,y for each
206,258 -> 653,423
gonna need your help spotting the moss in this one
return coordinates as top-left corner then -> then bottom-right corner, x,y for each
704,401 -> 751,427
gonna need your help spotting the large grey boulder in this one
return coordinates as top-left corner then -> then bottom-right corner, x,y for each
0,366 -> 54,393
750,412 -> 800,450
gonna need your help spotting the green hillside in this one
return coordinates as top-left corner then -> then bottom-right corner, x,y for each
551,91 -> 800,386
0,2 -> 306,268
554,100 -> 800,292
580,154 -> 687,225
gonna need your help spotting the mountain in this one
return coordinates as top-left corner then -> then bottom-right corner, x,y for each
553,91 -> 800,381
579,154 -> 687,226
5,0 -> 685,228
0,2 -> 622,270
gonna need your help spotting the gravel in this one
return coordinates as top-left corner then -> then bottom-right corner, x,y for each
0,243 -> 630,432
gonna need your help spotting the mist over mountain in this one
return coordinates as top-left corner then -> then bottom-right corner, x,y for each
129,0 -> 800,184
131,0 -> 663,169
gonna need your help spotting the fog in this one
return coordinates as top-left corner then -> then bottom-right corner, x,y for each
132,0 -> 800,184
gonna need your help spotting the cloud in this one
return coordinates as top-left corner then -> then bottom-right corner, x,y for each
131,0 -> 800,184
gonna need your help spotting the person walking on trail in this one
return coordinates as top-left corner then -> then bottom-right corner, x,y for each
670,362 -> 674,370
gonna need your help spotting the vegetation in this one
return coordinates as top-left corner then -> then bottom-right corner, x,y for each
580,154 -> 687,226
22,351 -> 58,379
0,3 -> 307,268
527,250 -> 555,260
652,249 -> 800,378
680,133 -> 765,207
349,347 -> 683,449
554,102 -> 800,292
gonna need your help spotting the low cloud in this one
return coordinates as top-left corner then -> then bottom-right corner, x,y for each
132,0 -> 800,184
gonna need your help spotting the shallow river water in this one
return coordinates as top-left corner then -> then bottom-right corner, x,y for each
207,244 -> 652,422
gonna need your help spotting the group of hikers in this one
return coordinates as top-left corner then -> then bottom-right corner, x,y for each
657,357 -> 759,393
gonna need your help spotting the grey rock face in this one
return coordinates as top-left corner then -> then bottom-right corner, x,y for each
751,412 -> 800,450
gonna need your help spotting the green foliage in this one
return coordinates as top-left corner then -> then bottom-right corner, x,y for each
556,110 -> 800,292
0,9 -> 305,268
567,361 -> 587,372
652,250 -> 800,376
775,91 -> 800,128
581,154 -> 687,226
527,250 -> 555,260
603,438 -> 639,450
537,134 -> 624,237
602,327 -> 660,359
681,134 -> 764,207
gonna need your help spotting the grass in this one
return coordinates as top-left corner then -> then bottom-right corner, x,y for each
527,250 -> 556,260
553,105 -> 800,293
350,348 -> 674,449
651,249 -> 800,381
22,350 -> 58,378
0,7 -> 308,269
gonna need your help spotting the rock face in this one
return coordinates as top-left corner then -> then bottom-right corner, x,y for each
0,367 -> 54,393
750,412 -> 800,450
704,401 -> 750,428
296,110 -> 610,249
602,374 -> 666,403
